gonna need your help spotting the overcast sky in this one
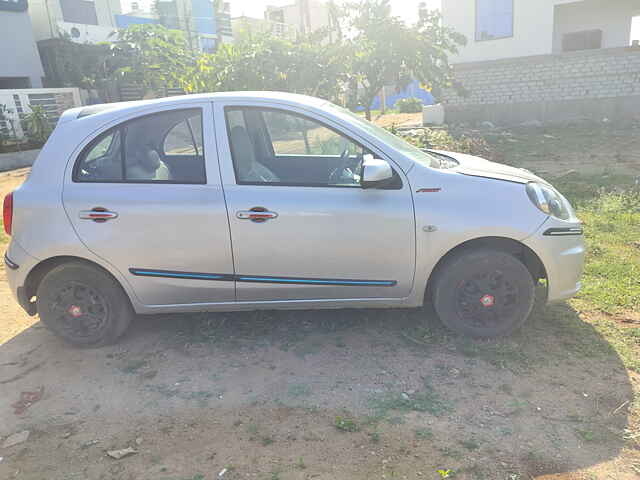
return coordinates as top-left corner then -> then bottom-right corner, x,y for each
230,0 -> 442,22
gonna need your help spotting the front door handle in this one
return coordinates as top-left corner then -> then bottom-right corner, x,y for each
79,207 -> 118,222
237,207 -> 278,223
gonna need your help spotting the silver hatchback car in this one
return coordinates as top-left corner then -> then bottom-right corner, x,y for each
3,92 -> 585,346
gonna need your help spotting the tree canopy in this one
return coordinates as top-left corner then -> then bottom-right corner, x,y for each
52,0 -> 466,115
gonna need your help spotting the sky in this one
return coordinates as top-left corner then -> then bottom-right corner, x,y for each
230,0 -> 442,22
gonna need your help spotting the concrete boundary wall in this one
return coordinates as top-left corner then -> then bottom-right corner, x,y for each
442,46 -> 640,124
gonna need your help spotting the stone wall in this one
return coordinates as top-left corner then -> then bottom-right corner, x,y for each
442,46 -> 640,125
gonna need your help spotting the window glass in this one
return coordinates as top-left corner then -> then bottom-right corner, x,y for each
163,115 -> 202,156
74,108 -> 206,184
263,110 -> 364,157
476,0 -> 513,41
75,129 -> 123,181
226,107 -> 369,187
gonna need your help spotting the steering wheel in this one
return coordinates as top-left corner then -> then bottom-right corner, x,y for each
328,147 -> 353,184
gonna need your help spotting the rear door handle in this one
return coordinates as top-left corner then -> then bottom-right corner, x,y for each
237,207 -> 278,223
79,207 -> 118,222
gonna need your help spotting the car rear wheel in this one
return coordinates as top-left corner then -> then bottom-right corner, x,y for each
36,262 -> 133,347
431,249 -> 535,338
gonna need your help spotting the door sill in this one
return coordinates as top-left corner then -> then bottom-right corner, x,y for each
135,297 -> 412,314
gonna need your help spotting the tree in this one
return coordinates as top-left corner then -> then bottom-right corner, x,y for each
342,0 -> 466,120
186,31 -> 348,102
108,24 -> 194,96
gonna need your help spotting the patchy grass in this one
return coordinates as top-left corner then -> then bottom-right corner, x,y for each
334,416 -> 360,432
575,192 -> 640,313
369,385 -> 450,418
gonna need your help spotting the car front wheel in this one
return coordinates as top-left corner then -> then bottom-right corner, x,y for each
36,262 -> 134,347
431,249 -> 535,338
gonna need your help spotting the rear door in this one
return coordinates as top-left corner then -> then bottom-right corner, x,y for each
62,103 -> 235,306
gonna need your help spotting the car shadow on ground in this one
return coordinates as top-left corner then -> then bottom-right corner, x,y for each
0,302 -> 634,479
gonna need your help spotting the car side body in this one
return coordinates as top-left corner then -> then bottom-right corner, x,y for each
3,92 -> 585,345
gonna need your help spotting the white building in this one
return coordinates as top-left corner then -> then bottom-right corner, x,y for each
265,0 -> 332,36
29,0 -> 121,43
442,0 -> 639,64
440,0 -> 640,125
231,15 -> 297,40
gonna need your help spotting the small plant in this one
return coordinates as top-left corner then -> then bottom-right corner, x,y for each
261,435 -> 274,446
296,457 -> 306,469
395,97 -> 423,113
368,431 -> 380,443
334,416 -> 359,432
22,105 -> 52,144
437,469 -> 454,479
459,438 -> 480,450
414,427 -> 433,439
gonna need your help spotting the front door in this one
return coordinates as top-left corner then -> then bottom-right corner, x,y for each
63,103 -> 235,306
214,103 -> 415,302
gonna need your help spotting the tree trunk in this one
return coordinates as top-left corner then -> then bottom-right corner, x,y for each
365,107 -> 372,121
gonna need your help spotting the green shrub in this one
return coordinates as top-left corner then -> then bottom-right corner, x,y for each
395,97 -> 423,113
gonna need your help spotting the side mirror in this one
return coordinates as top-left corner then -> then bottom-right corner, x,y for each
362,155 -> 393,189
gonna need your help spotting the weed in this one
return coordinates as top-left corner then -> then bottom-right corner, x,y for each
120,359 -> 147,374
287,383 -> 311,398
296,457 -> 306,469
368,431 -> 380,443
459,438 -> 480,451
261,435 -> 274,446
437,469 -> 455,479
335,416 -> 360,432
414,427 -> 433,440
369,387 -> 449,417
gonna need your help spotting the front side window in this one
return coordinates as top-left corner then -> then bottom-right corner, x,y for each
476,0 -> 513,41
225,107 -> 370,187
74,108 -> 206,184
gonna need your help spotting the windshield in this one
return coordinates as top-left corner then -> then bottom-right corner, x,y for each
325,103 -> 441,169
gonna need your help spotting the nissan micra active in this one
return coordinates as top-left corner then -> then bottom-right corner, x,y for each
3,92 -> 585,347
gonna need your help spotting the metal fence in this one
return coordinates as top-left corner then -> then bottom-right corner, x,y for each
0,88 -> 82,140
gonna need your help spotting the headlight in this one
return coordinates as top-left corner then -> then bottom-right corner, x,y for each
526,182 -> 574,220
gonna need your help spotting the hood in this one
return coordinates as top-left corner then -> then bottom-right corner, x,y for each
428,150 -> 550,185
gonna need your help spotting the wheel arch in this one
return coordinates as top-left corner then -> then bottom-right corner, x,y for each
23,256 -> 134,314
424,236 -> 547,302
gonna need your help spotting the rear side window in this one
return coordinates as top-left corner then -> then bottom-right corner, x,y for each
74,108 -> 206,184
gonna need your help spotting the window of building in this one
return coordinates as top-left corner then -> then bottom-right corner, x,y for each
60,0 -> 98,25
476,0 -> 513,41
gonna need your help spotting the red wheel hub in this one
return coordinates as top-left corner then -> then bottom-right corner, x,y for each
480,294 -> 495,307
68,305 -> 83,318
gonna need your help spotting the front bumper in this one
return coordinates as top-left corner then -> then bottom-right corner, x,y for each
523,221 -> 586,303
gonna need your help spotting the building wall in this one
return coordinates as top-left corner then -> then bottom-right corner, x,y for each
266,0 -> 330,35
552,0 -> 637,53
441,46 -> 640,124
0,10 -> 45,88
29,0 -> 121,41
443,0 -> 634,64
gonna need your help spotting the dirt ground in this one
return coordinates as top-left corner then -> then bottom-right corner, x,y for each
0,134 -> 639,480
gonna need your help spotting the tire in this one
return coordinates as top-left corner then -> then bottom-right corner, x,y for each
431,249 -> 535,338
36,262 -> 134,347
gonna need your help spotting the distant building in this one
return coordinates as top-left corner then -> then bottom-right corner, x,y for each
122,0 -> 233,51
0,0 -> 45,88
439,0 -> 640,125
265,0 -> 332,36
442,0 -> 639,64
231,15 -> 297,40
29,0 -> 121,43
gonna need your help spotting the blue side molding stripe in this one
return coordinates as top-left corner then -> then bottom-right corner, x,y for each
129,268 -> 396,287
237,276 -> 397,286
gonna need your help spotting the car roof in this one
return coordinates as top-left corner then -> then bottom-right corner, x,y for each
67,91 -> 328,124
